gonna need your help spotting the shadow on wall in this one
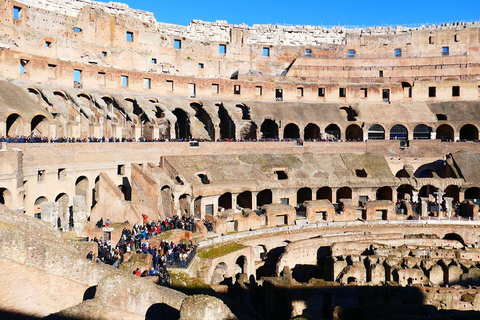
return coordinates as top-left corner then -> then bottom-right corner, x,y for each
262,284 -> 480,320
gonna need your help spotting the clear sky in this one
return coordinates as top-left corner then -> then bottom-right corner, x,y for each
96,0 -> 479,27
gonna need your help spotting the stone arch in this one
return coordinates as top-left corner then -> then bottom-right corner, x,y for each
260,119 -> 278,139
235,255 -> 248,276
237,191 -> 252,209
6,113 -> 24,136
443,233 -> 465,246
345,124 -> 363,141
397,184 -> 414,201
218,104 -> 235,140
436,124 -> 454,142
179,194 -> 191,216
395,169 -> 410,178
419,185 -> 438,200
413,124 -> 432,140
194,196 -> 202,219
191,102 -> 215,141
304,123 -> 320,140
55,192 -> 70,228
325,124 -> 341,140
30,115 -> 49,137
75,176 -> 89,207
464,187 -> 480,200
390,124 -> 408,140
297,187 -> 312,206
211,262 -> 228,284
316,187 -> 332,202
376,186 -> 393,201
218,192 -> 232,211
257,189 -> 273,207
336,187 -> 352,201
459,124 -> 479,141
239,121 -> 257,140
172,108 -> 191,140
0,188 -> 12,206
34,196 -> 48,219
283,123 -> 300,139
444,185 -> 460,203
368,124 -> 385,140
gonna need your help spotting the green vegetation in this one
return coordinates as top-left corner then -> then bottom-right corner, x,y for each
198,242 -> 245,259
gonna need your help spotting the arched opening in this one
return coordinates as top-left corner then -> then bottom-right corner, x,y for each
413,124 -> 431,140
444,185 -> 459,203
283,123 -> 300,139
172,108 -> 190,140
436,124 -> 454,142
34,196 -> 48,219
376,186 -> 393,201
368,124 -> 385,140
459,124 -> 478,141
347,277 -> 357,284
0,188 -> 12,206
31,115 -> 49,137
345,124 -> 363,141
211,262 -> 228,284
75,176 -> 89,198
316,187 -> 332,202
191,103 -> 215,141
297,187 -> 312,206
55,193 -> 70,228
304,123 -> 320,141
179,194 -> 190,216
194,196 -> 202,219
75,176 -> 90,208
218,104 -> 235,140
257,189 -> 273,207
443,233 -> 465,246
239,121 -> 257,140
260,119 -> 278,139
235,255 -> 248,276
336,187 -> 352,201
390,124 -> 408,140
161,186 -> 173,218
465,187 -> 480,201
325,124 -> 341,140
237,191 -> 252,209
6,113 -> 23,136
395,169 -> 410,178
419,185 -> 437,200
397,185 -> 414,201
218,192 -> 232,211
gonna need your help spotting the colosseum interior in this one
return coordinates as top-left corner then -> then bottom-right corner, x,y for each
1,0 -> 480,319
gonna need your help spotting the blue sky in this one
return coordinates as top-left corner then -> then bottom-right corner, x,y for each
97,0 -> 480,27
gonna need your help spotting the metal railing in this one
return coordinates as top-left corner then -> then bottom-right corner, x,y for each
165,246 -> 197,269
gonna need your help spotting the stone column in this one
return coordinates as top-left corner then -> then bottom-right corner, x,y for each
252,192 -> 258,210
420,197 -> 429,217
444,197 -> 453,218
73,195 -> 88,231
214,126 -> 220,142
41,202 -> 59,228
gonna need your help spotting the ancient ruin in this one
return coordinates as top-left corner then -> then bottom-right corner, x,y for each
1,0 -> 480,319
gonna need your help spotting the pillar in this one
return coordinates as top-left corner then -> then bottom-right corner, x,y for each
73,195 -> 88,231
444,197 -> 453,218
420,197 -> 429,217
41,202 -> 59,228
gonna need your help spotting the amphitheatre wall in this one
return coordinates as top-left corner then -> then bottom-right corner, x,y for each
2,139 -> 480,217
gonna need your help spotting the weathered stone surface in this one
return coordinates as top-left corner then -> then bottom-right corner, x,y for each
179,295 -> 237,320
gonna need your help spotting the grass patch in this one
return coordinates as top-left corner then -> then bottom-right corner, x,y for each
198,242 -> 245,259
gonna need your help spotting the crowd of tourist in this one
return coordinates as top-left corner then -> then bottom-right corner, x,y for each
87,215 -> 197,285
